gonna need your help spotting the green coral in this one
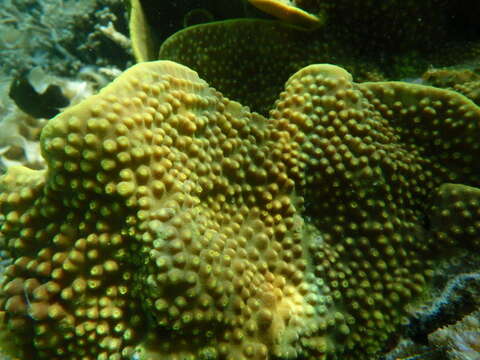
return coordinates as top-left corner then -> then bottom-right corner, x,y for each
157,18 -> 480,115
0,59 -> 479,359
158,19 -> 378,114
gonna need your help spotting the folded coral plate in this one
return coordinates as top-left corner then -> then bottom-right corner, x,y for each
0,60 -> 479,360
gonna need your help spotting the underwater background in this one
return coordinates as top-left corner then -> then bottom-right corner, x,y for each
0,0 -> 480,359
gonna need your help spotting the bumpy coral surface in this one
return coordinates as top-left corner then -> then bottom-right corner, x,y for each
0,60 -> 479,360
158,19 -> 365,115
423,67 -> 480,106
158,18 -> 480,116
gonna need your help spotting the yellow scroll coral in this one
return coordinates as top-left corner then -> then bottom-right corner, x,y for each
129,0 -> 157,62
0,60 -> 480,360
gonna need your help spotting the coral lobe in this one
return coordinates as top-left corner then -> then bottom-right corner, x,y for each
0,60 -> 479,359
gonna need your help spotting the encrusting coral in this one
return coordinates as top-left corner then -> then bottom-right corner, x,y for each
0,59 -> 479,360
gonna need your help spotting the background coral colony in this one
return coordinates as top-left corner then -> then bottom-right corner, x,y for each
0,1 -> 480,360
